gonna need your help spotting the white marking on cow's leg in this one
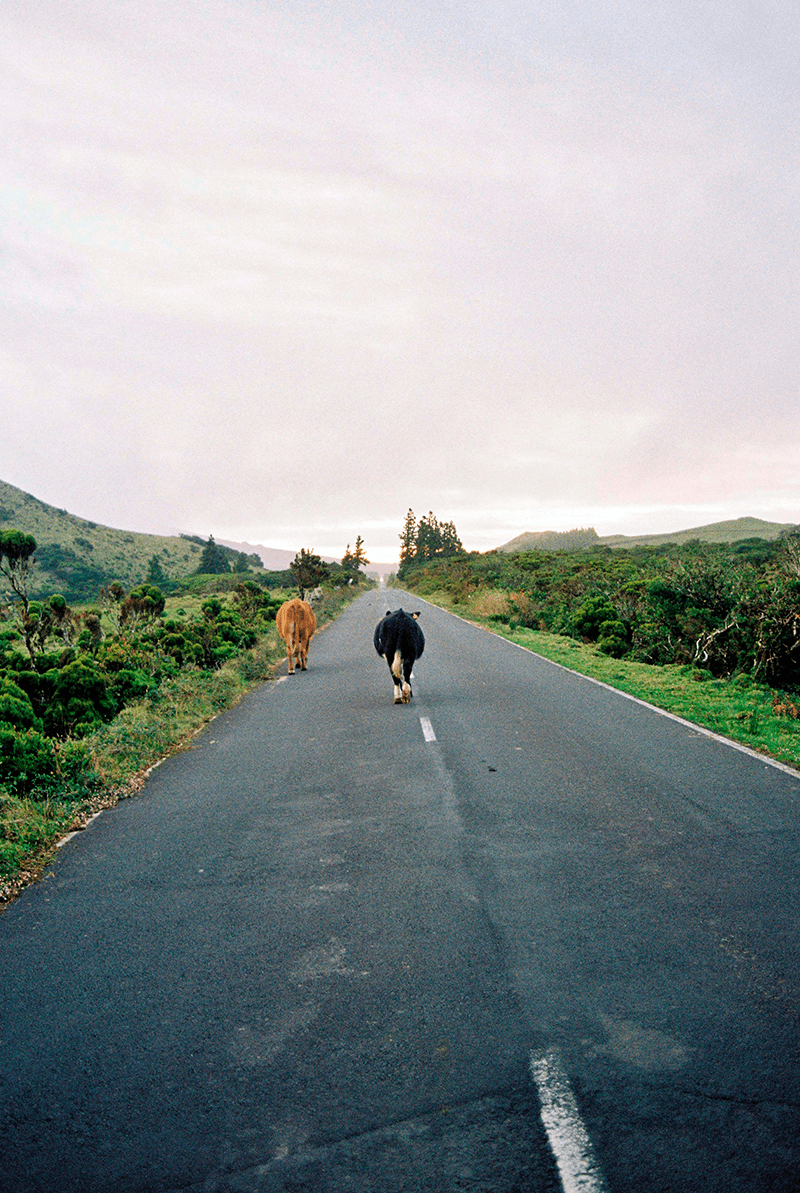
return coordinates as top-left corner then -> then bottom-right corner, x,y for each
419,717 -> 436,741
393,682 -> 403,704
402,682 -> 411,703
391,650 -> 403,681
529,1049 -> 608,1193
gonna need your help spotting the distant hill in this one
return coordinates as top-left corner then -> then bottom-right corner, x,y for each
498,528 -> 601,553
597,517 -> 796,549
496,517 -> 797,554
0,479 -> 259,601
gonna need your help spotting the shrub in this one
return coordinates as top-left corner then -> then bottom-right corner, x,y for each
571,596 -> 618,642
108,668 -> 152,711
44,658 -> 117,738
0,676 -> 43,732
597,619 -> 629,658
0,724 -> 58,795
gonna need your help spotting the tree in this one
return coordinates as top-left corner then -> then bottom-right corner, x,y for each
47,593 -> 78,648
289,549 -> 330,599
399,510 -> 464,573
233,580 -> 271,621
196,536 -> 231,575
398,510 -> 417,577
438,519 -> 464,558
353,535 -> 369,572
145,555 -> 170,588
341,536 -> 370,582
415,512 -> 441,562
0,529 -> 37,616
341,545 -> 356,580
119,584 -> 166,632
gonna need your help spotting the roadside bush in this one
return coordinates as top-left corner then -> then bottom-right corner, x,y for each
571,596 -> 618,642
44,658 -> 117,738
108,668 -> 152,711
0,676 -> 42,732
0,725 -> 58,794
597,620 -> 629,658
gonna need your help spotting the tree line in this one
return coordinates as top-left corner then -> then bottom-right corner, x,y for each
398,510 -> 464,577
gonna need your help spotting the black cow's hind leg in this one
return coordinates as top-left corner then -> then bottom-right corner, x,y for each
388,654 -> 403,703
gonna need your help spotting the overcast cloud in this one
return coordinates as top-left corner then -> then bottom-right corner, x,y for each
2,0 -> 798,561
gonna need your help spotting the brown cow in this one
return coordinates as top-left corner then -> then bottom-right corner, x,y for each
276,598 -> 317,673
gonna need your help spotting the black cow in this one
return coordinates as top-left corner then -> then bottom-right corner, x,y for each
373,608 -> 425,704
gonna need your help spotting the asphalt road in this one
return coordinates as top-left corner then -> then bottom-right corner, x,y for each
2,588 -> 800,1192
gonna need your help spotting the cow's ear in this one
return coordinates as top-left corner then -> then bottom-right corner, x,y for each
386,610 -> 392,616
412,612 -> 421,619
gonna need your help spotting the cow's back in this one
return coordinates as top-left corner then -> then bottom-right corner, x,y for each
277,597 -> 316,638
374,609 -> 423,658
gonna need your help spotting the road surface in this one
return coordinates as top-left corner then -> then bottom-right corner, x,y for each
2,589 -> 799,1192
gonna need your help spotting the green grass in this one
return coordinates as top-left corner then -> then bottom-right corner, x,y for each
418,588 -> 800,772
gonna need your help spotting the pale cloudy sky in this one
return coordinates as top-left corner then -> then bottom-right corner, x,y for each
2,0 -> 798,561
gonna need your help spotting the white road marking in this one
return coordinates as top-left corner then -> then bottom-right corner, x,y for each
419,716 -> 436,742
530,1049 -> 609,1193
55,811 -> 103,849
412,594 -> 800,781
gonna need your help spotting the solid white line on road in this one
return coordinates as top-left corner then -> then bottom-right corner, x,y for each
530,1049 -> 609,1193
411,594 -> 800,781
419,716 -> 437,742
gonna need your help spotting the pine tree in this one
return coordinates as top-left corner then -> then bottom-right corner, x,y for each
353,536 -> 369,572
145,555 -> 169,588
196,536 -> 231,575
398,510 -> 417,576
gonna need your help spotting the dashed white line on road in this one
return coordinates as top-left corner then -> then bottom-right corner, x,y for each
530,1049 -> 609,1193
419,716 -> 436,742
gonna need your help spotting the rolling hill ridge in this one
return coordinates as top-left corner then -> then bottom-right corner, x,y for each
0,480 -> 248,600
497,517 -> 797,553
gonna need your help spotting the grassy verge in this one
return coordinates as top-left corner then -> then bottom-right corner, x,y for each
0,584 -> 368,909
415,587 -> 800,772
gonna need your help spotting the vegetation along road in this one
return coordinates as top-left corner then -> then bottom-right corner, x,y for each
1,589 -> 799,1192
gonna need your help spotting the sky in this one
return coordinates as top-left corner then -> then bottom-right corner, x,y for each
2,0 -> 798,563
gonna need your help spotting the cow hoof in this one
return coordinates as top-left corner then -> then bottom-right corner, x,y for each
394,696 -> 403,704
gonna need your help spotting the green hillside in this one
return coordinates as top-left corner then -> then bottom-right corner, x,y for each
498,527 -> 601,553
598,516 -> 795,549
0,479 -> 258,601
497,517 -> 796,554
